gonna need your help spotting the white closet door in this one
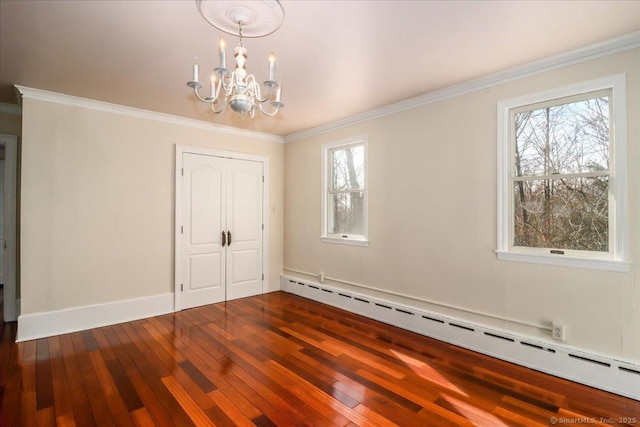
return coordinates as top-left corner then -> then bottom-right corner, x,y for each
225,158 -> 263,300
181,153 -> 226,309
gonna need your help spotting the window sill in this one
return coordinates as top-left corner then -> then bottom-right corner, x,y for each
321,236 -> 369,247
496,250 -> 630,272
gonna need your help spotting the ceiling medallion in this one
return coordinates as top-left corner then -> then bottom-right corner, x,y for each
187,0 -> 285,118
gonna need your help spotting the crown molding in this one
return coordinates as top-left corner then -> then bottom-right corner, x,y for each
14,86 -> 284,144
0,102 -> 21,116
284,31 -> 640,143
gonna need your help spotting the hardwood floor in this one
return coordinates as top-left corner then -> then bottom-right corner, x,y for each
1,291 -> 638,426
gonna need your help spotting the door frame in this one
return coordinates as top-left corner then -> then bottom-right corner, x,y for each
174,144 -> 269,311
0,134 -> 18,322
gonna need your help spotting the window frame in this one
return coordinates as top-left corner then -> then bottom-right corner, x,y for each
321,135 -> 369,246
496,74 -> 628,272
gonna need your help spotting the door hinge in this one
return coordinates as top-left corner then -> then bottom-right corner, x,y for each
181,226 -> 183,234
262,224 -> 264,231
181,168 -> 184,176
262,176 -> 264,183
262,274 -> 264,280
181,283 -> 184,292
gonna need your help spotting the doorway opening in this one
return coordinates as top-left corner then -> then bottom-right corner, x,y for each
0,134 -> 18,322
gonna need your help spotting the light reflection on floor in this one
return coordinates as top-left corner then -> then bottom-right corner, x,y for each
390,349 -> 468,397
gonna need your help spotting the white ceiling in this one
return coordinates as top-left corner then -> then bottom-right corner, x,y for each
1,1 -> 638,137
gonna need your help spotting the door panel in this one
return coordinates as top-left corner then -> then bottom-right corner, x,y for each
226,159 -> 263,300
189,253 -> 222,289
230,249 -> 259,284
181,153 -> 226,309
190,167 -> 222,245
230,171 -> 261,242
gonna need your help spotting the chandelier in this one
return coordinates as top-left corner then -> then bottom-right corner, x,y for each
187,0 -> 285,118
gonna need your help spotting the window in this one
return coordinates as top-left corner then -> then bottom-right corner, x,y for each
321,136 -> 368,246
497,75 -> 628,271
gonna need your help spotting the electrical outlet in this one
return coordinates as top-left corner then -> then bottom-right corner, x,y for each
552,322 -> 566,341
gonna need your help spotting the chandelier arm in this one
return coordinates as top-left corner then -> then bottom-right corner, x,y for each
211,75 -> 224,102
210,97 -> 227,114
221,72 -> 237,97
249,77 -> 273,104
257,102 -> 280,117
193,86 -> 214,103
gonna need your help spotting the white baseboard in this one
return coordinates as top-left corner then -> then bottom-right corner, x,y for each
16,293 -> 174,342
281,274 -> 640,401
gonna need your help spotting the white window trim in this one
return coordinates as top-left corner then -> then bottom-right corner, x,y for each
321,135 -> 369,246
496,74 -> 629,272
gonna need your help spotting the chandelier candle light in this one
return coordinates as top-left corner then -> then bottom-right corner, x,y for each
187,0 -> 285,118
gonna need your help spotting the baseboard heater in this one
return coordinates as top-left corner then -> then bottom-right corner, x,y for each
281,274 -> 640,401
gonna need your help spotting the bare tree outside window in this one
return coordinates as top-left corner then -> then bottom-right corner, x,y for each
328,144 -> 365,236
513,93 -> 610,252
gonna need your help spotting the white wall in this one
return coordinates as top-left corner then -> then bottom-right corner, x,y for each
19,97 -> 284,316
284,49 -> 639,361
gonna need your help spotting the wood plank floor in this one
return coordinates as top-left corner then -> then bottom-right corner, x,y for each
1,291 -> 638,426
